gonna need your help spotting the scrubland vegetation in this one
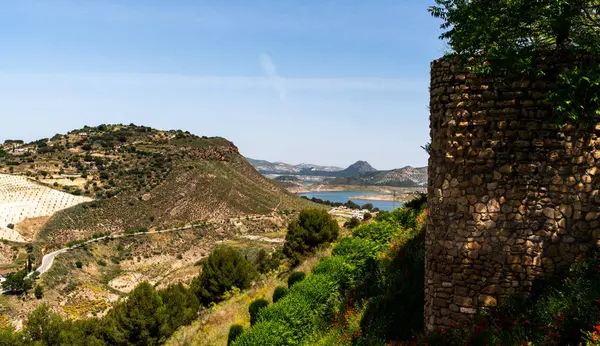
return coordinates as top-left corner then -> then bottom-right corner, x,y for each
0,208 -> 342,345
228,195 -> 600,346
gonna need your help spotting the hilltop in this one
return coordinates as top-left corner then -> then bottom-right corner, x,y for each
0,124 -> 316,248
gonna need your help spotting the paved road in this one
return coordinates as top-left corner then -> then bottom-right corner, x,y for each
27,225 -> 196,278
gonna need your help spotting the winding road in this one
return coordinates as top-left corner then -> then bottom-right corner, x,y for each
27,225 -> 196,278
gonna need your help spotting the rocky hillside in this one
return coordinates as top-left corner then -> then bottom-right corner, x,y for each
245,158 -> 342,174
0,124 -> 316,248
323,166 -> 427,187
248,158 -> 427,187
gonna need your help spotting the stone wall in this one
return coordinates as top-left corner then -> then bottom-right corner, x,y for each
425,57 -> 600,330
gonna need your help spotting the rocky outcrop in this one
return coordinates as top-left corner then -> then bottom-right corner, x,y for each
425,57 -> 600,330
187,143 -> 239,162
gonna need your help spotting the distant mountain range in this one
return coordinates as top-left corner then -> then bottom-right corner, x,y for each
245,158 -> 343,174
247,158 -> 427,187
324,166 -> 428,187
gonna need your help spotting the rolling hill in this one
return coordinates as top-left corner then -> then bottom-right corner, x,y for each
0,124 -> 316,248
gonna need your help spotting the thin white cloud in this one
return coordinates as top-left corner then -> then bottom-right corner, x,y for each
0,72 -> 427,92
259,53 -> 287,101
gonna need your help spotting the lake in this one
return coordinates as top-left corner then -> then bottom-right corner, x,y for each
297,191 -> 401,211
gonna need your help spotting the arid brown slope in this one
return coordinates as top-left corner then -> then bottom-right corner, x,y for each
0,124 -> 316,247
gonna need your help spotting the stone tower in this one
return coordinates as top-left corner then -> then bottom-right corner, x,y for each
425,57 -> 600,330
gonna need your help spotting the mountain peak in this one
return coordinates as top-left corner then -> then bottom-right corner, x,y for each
344,161 -> 377,174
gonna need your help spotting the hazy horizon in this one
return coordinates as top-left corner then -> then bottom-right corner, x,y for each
1,0 -> 443,170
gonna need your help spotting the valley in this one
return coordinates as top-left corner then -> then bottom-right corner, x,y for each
248,158 -> 427,210
0,124 -> 318,328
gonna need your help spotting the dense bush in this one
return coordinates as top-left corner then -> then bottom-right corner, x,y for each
272,286 -> 289,303
34,284 -> 43,299
429,1 -> 600,124
158,283 -> 200,337
2,269 -> 33,293
234,273 -> 340,345
343,217 -> 361,229
357,229 -> 426,343
283,208 -> 339,264
232,197 -> 426,346
191,246 -> 258,305
254,249 -> 280,274
227,325 -> 244,346
287,271 -> 306,288
249,299 -> 269,326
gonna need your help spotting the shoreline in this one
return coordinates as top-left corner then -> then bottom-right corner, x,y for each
293,184 -> 426,195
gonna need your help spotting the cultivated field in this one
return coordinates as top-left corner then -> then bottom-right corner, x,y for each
0,174 -> 92,242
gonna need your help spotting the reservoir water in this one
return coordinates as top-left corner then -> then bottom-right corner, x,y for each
297,191 -> 401,211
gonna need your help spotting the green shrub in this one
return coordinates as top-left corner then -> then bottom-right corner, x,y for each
287,271 -> 306,288
227,324 -> 244,346
34,284 -> 43,299
254,249 -> 280,274
344,217 -> 361,229
158,283 -> 200,337
190,246 -> 258,305
283,208 -> 339,264
352,221 -> 401,244
1,269 -> 33,293
231,320 -> 290,346
312,256 -> 357,290
375,207 -> 418,229
358,230 -> 426,342
249,299 -> 269,326
239,273 -> 339,345
332,237 -> 379,268
363,212 -> 372,221
272,286 -> 289,303
75,260 -> 83,268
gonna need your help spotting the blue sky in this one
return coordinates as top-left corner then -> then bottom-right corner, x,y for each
0,0 -> 445,170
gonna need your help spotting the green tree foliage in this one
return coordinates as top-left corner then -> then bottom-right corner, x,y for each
75,260 -> 83,269
233,197 -> 427,345
103,282 -> 166,345
0,325 -> 20,346
283,208 -> 339,264
429,0 -> 600,123
287,271 -> 306,288
158,283 -> 200,337
249,299 -> 269,326
2,269 -> 33,293
34,284 -> 43,299
227,325 -> 244,346
191,246 -> 258,305
0,279 -> 203,346
254,249 -> 280,274
27,253 -> 33,273
272,286 -> 289,303
343,217 -> 361,229
361,203 -> 374,211
23,304 -> 64,345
